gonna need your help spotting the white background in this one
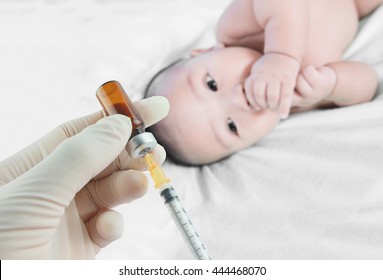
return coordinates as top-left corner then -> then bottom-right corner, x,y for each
0,0 -> 229,160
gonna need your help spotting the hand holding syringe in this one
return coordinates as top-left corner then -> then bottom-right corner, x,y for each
96,81 -> 210,260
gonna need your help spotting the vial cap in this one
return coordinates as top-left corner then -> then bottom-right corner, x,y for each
127,132 -> 157,158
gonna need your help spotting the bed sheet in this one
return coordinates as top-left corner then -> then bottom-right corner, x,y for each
100,3 -> 383,260
1,0 -> 382,260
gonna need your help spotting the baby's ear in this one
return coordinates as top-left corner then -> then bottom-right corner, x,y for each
189,42 -> 225,57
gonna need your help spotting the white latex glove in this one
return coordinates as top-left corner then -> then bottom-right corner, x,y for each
0,96 -> 169,259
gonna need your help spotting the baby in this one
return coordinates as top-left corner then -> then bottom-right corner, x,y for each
145,0 -> 381,165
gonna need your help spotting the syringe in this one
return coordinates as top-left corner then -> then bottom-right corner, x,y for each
96,80 -> 211,260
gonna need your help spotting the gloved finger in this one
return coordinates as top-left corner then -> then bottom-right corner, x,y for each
76,169 -> 148,222
85,210 -> 124,252
93,96 -> 169,178
54,96 -> 167,141
93,143 -> 166,180
0,114 -> 132,246
0,96 -> 169,185
3,114 -> 132,213
120,144 -> 166,171
0,111 -> 105,186
134,96 -> 169,128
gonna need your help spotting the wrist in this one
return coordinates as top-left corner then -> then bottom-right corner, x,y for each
264,52 -> 301,68
256,52 -> 301,76
266,51 -> 301,64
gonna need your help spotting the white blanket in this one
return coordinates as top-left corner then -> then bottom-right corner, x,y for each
1,1 -> 382,259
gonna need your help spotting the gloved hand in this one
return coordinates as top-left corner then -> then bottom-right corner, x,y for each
0,96 -> 169,259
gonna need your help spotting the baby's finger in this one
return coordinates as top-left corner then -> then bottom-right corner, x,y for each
302,65 -> 336,94
296,73 -> 313,96
279,84 -> 294,119
254,81 -> 268,109
244,78 -> 260,110
266,82 -> 281,110
76,169 -> 148,222
317,66 -> 337,83
302,65 -> 320,85
291,90 -> 303,107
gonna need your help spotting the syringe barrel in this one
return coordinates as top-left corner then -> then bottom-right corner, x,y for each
96,81 -> 210,259
160,185 -> 211,260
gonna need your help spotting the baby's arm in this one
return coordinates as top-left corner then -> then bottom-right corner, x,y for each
240,0 -> 310,118
325,61 -> 378,106
253,0 -> 310,113
216,0 -> 262,48
252,0 -> 309,62
291,62 -> 378,112
216,0 -> 309,59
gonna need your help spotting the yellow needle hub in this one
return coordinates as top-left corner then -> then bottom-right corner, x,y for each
144,153 -> 170,189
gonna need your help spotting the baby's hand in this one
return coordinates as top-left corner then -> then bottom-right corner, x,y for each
244,53 -> 300,119
292,65 -> 337,108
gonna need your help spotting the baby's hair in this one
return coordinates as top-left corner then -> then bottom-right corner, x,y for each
144,58 -> 185,99
143,58 -> 198,166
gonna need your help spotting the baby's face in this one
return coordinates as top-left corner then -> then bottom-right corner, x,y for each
157,47 -> 281,164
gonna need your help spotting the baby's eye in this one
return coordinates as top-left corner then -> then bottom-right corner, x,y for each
227,118 -> 238,135
206,74 -> 218,92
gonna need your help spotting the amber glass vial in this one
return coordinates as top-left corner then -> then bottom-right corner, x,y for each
96,80 -> 145,134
